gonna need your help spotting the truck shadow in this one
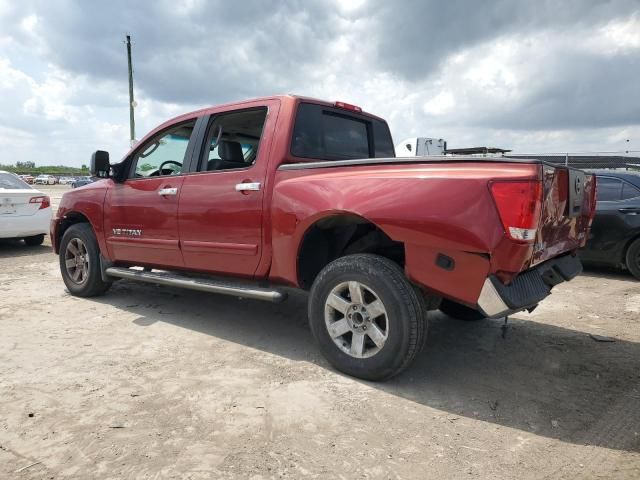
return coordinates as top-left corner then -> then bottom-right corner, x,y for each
96,281 -> 640,453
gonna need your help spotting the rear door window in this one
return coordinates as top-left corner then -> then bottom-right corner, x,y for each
291,103 -> 394,160
621,181 -> 640,200
200,108 -> 268,172
596,177 -> 623,201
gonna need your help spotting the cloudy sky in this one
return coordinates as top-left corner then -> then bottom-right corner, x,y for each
1,0 -> 639,167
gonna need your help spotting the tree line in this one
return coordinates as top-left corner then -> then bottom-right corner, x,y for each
1,161 -> 89,175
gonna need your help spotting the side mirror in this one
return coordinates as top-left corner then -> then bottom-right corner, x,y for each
90,150 -> 110,178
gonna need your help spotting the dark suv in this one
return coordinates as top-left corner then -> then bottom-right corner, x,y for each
580,170 -> 640,279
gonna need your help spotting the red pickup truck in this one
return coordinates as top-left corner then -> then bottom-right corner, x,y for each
51,95 -> 596,380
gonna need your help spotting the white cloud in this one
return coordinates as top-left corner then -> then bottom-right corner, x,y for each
333,0 -> 368,13
600,13 -> 640,51
23,66 -> 78,121
19,13 -> 37,33
422,91 -> 455,116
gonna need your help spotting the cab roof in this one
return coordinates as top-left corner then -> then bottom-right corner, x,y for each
163,94 -> 385,127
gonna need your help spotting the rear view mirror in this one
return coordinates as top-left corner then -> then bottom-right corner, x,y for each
90,150 -> 110,178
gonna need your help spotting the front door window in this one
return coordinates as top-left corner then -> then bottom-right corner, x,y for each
131,122 -> 196,178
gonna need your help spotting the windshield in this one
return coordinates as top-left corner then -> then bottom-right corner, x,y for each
0,172 -> 32,189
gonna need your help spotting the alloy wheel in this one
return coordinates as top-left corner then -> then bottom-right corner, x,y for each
324,281 -> 389,359
64,238 -> 89,284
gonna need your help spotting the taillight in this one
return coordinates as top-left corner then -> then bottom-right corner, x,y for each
334,101 -> 362,113
29,196 -> 50,210
489,181 -> 542,242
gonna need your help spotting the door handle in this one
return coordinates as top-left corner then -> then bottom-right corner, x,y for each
618,207 -> 640,215
235,182 -> 261,192
158,187 -> 178,196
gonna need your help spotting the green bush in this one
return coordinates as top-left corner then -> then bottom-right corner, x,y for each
0,164 -> 90,175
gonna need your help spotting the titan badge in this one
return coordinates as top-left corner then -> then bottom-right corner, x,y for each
112,228 -> 142,236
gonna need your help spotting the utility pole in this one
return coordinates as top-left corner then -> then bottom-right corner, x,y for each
126,34 -> 136,146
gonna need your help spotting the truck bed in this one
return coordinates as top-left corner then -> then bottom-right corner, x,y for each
272,156 -> 596,308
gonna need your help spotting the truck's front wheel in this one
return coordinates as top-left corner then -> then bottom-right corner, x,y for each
308,254 -> 427,381
59,223 -> 112,297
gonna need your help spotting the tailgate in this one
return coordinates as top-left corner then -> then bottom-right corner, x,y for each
529,165 -> 596,266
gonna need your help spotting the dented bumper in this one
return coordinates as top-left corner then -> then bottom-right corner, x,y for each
477,253 -> 583,318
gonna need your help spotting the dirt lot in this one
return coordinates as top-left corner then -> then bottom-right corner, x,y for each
1,185 -> 639,479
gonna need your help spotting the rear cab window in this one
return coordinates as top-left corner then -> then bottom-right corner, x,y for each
290,102 -> 395,161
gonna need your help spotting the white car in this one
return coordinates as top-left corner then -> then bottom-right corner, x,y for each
34,174 -> 57,185
0,171 -> 51,245
59,177 -> 76,185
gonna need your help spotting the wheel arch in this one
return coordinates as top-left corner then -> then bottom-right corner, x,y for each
295,212 -> 405,290
54,211 -> 94,254
623,231 -> 640,254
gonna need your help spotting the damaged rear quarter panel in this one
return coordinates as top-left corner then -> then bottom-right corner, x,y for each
269,162 -> 539,304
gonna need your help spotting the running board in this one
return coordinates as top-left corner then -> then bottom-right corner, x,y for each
104,267 -> 287,303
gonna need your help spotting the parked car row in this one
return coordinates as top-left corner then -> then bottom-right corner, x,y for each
16,174 -> 95,186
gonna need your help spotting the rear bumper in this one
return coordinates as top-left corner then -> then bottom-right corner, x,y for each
0,208 -> 51,239
477,253 -> 582,318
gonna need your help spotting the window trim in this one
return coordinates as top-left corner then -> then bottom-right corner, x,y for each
125,118 -> 200,181
195,106 -> 269,174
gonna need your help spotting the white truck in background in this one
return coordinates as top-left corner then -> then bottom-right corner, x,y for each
395,137 -> 447,156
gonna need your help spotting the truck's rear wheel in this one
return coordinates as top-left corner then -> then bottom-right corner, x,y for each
439,299 -> 486,321
308,254 -> 427,381
59,223 -> 112,297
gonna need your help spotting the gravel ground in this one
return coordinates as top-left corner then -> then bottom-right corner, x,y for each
1,185 -> 639,479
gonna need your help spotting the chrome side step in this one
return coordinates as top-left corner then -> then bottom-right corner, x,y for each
105,267 -> 287,303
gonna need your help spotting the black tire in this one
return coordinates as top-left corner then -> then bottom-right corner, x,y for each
24,234 -> 45,246
439,299 -> 486,321
308,254 -> 427,381
59,223 -> 112,297
625,238 -> 640,280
